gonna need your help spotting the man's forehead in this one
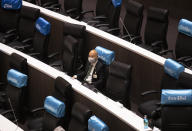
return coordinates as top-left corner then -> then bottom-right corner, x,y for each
89,50 -> 98,57
89,53 -> 97,57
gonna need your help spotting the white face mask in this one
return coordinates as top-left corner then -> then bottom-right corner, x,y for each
88,57 -> 97,63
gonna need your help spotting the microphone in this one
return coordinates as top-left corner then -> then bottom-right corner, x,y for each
119,17 -> 135,43
8,97 -> 19,131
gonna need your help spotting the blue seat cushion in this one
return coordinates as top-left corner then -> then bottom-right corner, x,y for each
35,17 -> 51,36
44,96 -> 65,118
164,59 -> 184,79
88,115 -> 109,131
95,46 -> 115,65
178,19 -> 192,37
161,89 -> 192,105
112,0 -> 122,7
1,0 -> 22,10
7,69 -> 27,88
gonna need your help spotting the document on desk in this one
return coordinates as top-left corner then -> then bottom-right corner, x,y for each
0,115 -> 23,131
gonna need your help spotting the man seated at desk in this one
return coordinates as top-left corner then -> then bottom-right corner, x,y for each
72,49 -> 105,90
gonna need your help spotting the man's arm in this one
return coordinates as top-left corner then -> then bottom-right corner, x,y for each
74,62 -> 88,81
76,70 -> 86,80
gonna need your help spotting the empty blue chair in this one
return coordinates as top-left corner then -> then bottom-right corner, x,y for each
27,77 -> 72,130
138,59 -> 185,118
0,69 -> 28,122
161,89 -> 192,130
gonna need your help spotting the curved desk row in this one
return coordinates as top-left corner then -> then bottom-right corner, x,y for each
22,2 -> 192,107
0,1 -> 191,130
0,43 -> 150,131
23,1 -> 191,73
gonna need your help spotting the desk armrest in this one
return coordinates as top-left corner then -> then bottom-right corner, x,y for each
31,107 -> 45,113
48,52 -> 60,59
46,7 -> 60,12
6,29 -> 17,34
14,44 -> 32,51
177,56 -> 192,62
1,109 -> 14,116
49,3 -> 61,8
80,10 -> 94,16
107,27 -> 120,33
28,53 -> 41,58
151,41 -> 163,47
93,16 -> 107,20
184,57 -> 192,63
22,37 -> 33,44
158,49 -> 173,56
66,8 -> 78,14
141,90 -> 161,97
87,20 -> 100,25
130,36 -> 142,44
95,24 -> 109,28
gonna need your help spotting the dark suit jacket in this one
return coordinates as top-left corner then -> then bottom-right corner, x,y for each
77,60 -> 105,89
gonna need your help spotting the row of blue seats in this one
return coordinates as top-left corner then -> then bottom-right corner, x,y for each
2,51 -> 192,131
138,57 -> 192,130
1,65 -> 110,130
25,0 -> 192,71
1,0 -> 192,130
0,0 -> 134,110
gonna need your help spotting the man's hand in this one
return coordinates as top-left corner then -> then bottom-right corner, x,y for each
72,75 -> 77,79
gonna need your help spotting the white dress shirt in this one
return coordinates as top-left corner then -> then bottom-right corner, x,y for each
84,60 -> 98,84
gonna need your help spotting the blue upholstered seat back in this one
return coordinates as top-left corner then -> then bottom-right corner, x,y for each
95,46 -> 115,65
164,59 -> 185,79
7,69 -> 28,88
44,96 -> 66,118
